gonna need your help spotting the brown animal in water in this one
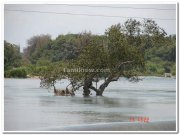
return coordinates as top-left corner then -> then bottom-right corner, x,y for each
54,89 -> 75,96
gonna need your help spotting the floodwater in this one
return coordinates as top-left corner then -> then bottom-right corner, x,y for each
4,77 -> 176,131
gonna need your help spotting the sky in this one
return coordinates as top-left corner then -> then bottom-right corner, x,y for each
4,4 -> 176,52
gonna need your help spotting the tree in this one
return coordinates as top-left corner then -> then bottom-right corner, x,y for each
4,41 -> 22,70
36,19 -> 169,96
72,43 -> 109,96
78,23 -> 144,96
142,19 -> 167,50
23,34 -> 51,64
34,61 -> 76,96
61,21 -> 145,96
31,61 -> 65,93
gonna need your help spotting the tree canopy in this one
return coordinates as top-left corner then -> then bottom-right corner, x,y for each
4,41 -> 22,70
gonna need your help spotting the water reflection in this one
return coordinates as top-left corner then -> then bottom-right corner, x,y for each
70,96 -> 144,108
36,94 -> 146,127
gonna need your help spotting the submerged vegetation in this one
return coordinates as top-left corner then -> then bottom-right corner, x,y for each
4,19 -> 176,96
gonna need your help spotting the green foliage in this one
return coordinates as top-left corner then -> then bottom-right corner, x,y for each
105,23 -> 145,78
143,34 -> 176,75
4,41 -> 22,70
145,35 -> 176,62
36,58 -> 51,66
21,20 -> 175,79
145,61 -> 164,75
172,64 -> 176,76
35,62 -> 66,89
145,57 -> 175,76
23,34 -> 51,64
5,67 -> 27,78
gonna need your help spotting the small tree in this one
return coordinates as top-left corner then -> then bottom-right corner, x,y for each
30,62 -> 65,94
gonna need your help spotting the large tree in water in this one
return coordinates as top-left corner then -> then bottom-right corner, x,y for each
39,19 -> 166,96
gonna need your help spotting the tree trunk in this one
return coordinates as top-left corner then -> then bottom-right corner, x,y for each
83,75 -> 119,96
96,76 -> 114,96
52,80 -> 58,94
54,87 -> 58,95
96,90 -> 103,96
83,79 -> 92,96
96,81 -> 111,96
83,85 -> 91,96
53,85 -> 58,94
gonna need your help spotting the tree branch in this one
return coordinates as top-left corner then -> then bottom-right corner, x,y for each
111,75 -> 120,81
73,82 -> 84,91
117,60 -> 134,69
89,85 -> 98,92
66,82 -> 72,90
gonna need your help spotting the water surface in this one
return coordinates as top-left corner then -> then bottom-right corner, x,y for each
4,77 -> 176,131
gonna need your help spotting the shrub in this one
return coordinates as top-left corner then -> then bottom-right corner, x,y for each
5,67 -> 27,78
146,62 -> 157,73
172,64 -> 176,76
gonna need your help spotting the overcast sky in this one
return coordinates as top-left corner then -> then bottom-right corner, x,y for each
4,4 -> 176,52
